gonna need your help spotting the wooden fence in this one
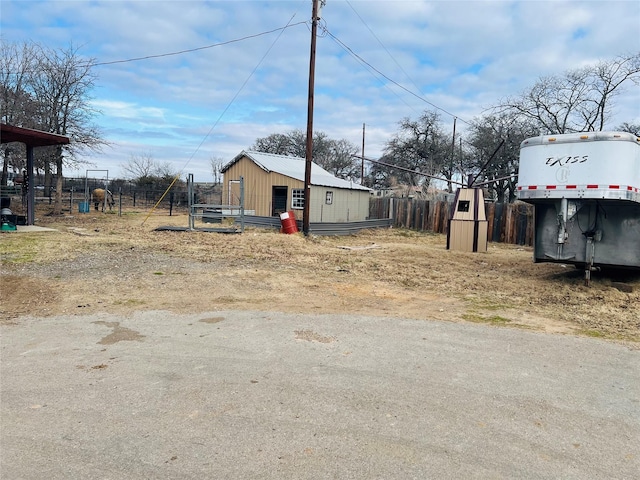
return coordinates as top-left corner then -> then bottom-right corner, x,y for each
369,197 -> 534,246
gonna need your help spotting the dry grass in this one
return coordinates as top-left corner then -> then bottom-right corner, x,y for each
1,206 -> 639,342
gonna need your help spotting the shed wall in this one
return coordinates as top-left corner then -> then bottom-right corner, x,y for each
309,186 -> 370,222
223,156 -> 303,217
222,154 -> 371,221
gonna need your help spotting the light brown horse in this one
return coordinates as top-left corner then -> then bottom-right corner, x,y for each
92,188 -> 115,212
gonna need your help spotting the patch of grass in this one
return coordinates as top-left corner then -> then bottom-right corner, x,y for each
465,297 -> 512,311
113,299 -> 146,306
0,236 -> 42,263
216,296 -> 240,304
580,329 -> 606,338
462,313 -> 512,325
394,229 -> 423,238
153,271 -> 164,275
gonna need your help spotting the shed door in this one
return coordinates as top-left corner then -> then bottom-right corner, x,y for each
272,186 -> 287,216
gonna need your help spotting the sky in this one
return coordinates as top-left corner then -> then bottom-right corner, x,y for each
1,0 -> 639,183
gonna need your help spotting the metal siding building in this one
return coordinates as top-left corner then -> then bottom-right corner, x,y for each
221,151 -> 371,222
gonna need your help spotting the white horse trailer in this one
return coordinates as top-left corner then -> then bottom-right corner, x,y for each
517,131 -> 640,282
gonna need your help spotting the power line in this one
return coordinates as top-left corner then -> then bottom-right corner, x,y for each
352,153 -> 465,186
141,13 -> 302,225
317,24 -> 419,115
92,22 -> 308,67
1,22 -> 310,75
345,0 -> 425,99
324,29 -> 472,127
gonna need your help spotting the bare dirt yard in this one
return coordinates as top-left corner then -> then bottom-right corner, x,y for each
1,207 -> 639,342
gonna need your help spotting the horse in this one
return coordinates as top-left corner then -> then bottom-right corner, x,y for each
92,188 -> 115,212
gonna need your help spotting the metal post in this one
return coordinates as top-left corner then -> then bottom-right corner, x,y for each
303,0 -> 320,236
26,145 -> 34,225
239,176 -> 245,233
188,173 -> 194,230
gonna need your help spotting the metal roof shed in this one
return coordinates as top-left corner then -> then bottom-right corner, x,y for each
222,151 -> 371,222
1,123 -> 70,225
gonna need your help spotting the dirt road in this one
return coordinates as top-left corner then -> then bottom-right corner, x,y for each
2,310 -> 639,479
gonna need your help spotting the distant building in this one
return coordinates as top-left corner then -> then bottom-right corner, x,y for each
372,184 -> 453,202
221,151 -> 371,222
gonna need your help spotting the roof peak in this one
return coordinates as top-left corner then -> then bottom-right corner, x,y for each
244,150 -> 305,161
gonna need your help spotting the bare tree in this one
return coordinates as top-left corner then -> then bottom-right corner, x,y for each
617,122 -> 640,136
322,138 -> 360,179
251,129 -> 359,180
587,54 -> 640,131
0,41 -> 40,185
497,53 -> 640,134
0,41 -> 40,127
466,114 -> 538,202
374,111 -> 449,195
121,152 -> 178,192
209,156 -> 225,185
0,40 -> 107,213
251,133 -> 293,156
31,43 -> 106,213
121,153 -> 156,179
154,160 -> 178,179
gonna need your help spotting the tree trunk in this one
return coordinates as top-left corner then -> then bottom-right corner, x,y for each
1,147 -> 8,186
44,162 -> 52,190
53,146 -> 63,215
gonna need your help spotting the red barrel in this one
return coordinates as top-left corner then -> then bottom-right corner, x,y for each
279,211 -> 298,234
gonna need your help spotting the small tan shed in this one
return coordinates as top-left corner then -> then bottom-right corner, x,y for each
221,151 -> 371,222
446,188 -> 488,253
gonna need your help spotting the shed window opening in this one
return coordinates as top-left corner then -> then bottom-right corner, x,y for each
325,191 -> 333,205
292,189 -> 304,209
458,200 -> 470,212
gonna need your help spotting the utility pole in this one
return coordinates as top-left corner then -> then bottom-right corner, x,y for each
449,117 -> 457,193
361,123 -> 365,186
303,0 -> 322,235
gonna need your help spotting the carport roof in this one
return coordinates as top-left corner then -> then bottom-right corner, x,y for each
1,123 -> 70,147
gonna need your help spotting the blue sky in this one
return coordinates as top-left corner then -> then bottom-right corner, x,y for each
1,0 -> 639,182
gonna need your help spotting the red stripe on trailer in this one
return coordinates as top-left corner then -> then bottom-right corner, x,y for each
566,185 -> 577,189
546,185 -> 557,189
527,186 -> 537,190
517,186 -> 522,190
628,186 -> 633,191
586,184 -> 598,188
609,185 -> 620,189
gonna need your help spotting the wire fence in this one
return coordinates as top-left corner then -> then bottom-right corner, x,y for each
2,176 -> 533,245
1,177 -> 223,214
